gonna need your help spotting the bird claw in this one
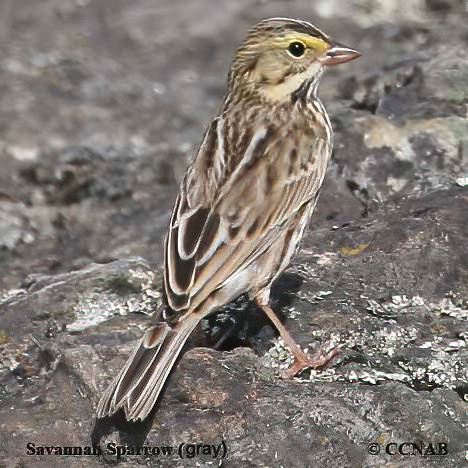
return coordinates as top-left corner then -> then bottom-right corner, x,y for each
279,345 -> 342,378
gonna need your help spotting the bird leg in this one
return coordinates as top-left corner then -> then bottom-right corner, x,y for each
255,299 -> 340,378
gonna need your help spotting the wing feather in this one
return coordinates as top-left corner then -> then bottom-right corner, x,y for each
164,119 -> 330,318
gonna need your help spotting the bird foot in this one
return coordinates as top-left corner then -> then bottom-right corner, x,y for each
279,345 -> 342,378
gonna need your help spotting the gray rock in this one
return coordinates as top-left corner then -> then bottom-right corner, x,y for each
0,0 -> 467,467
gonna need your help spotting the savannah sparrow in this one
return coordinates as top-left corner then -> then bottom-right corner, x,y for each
97,17 -> 360,421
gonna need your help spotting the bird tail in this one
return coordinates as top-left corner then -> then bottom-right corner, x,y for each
96,314 -> 200,421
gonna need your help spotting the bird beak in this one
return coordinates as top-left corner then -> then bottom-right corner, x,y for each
320,42 -> 361,66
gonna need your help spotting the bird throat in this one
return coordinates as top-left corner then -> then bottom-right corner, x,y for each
259,64 -> 323,104
291,74 -> 320,105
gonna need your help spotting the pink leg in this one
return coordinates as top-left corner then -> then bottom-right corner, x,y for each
255,299 -> 341,377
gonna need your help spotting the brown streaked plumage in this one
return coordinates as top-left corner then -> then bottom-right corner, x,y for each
97,17 -> 360,421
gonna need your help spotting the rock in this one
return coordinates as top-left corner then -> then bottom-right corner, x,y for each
0,0 -> 467,467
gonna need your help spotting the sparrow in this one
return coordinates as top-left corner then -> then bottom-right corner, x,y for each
97,17 -> 360,421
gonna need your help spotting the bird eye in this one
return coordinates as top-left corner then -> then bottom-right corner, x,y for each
287,41 -> 306,58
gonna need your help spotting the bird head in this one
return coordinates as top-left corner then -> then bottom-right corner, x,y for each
228,18 -> 361,102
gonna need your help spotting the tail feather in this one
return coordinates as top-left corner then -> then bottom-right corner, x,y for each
97,315 -> 200,421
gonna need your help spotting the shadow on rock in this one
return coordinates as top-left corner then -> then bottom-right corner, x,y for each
91,407 -> 158,461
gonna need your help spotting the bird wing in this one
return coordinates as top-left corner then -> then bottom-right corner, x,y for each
164,119 -> 329,320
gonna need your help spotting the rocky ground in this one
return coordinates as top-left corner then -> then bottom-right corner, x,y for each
0,0 -> 467,467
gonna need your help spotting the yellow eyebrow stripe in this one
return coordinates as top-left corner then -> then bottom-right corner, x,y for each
302,36 -> 329,53
271,33 -> 329,53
